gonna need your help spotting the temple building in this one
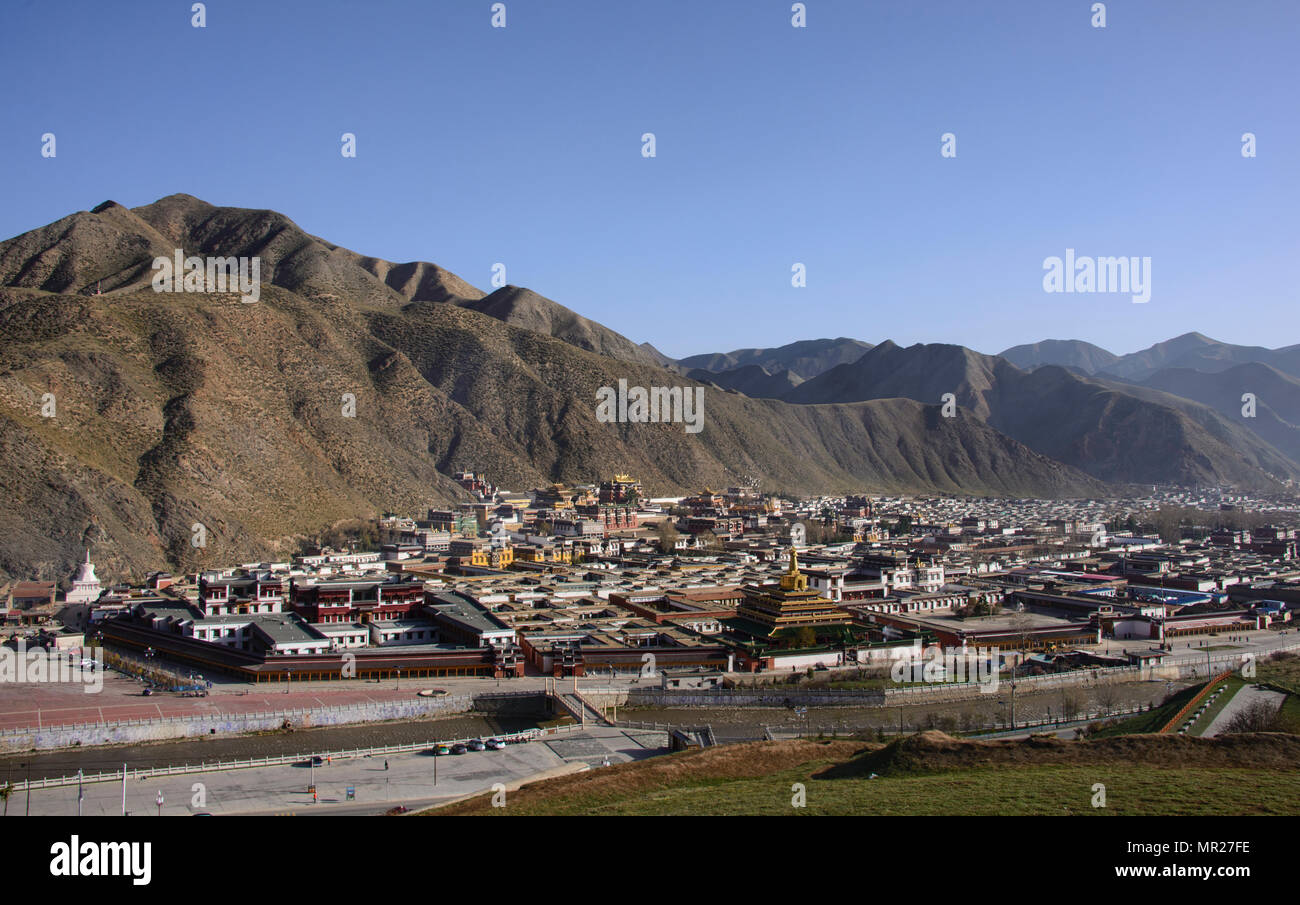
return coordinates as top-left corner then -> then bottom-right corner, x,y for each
598,475 -> 642,504
731,548 -> 853,639
533,483 -> 579,510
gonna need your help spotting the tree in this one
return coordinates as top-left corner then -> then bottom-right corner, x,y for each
1009,607 -> 1034,669
1095,684 -> 1119,716
778,626 -> 817,649
1224,700 -> 1280,733
654,519 -> 679,553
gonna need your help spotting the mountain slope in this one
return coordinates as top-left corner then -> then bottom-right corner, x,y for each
684,364 -> 804,399
1134,363 -> 1300,466
679,337 -> 872,380
456,285 -> 666,368
786,341 -> 1300,488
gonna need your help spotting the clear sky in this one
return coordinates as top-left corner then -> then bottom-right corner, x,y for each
2,0 -> 1296,359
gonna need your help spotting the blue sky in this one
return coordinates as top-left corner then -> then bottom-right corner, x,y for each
2,0 -> 1296,359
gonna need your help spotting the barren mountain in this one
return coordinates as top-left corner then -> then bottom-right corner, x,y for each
1134,363 -> 1300,466
456,285 -> 668,368
1100,332 -> 1300,381
786,341 -> 1300,488
684,364 -> 804,399
997,339 -> 1119,374
0,197 -> 1105,584
679,337 -> 873,380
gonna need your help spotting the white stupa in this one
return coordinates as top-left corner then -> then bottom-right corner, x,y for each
66,549 -> 103,604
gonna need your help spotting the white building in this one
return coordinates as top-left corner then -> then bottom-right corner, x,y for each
65,550 -> 103,605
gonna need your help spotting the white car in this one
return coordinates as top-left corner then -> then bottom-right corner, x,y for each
485,738 -> 506,750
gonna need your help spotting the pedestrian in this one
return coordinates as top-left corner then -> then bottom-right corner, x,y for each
384,759 -> 389,771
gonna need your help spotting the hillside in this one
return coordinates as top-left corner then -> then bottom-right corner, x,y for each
429,731 -> 1300,816
1135,363 -> 1300,465
457,285 -> 668,368
684,364 -> 804,399
679,337 -> 872,380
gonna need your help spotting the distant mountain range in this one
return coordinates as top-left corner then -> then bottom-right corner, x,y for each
781,342 -> 1298,489
0,196 -> 1108,583
997,333 -> 1300,381
682,334 -> 1300,492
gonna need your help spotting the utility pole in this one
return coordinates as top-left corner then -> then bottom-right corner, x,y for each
121,764 -> 126,816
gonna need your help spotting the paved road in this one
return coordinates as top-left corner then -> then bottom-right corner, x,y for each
14,726 -> 668,816
1201,685 -> 1288,738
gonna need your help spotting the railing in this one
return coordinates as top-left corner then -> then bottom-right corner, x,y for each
11,723 -> 585,792
772,703 -> 1149,740
1160,670 -> 1234,734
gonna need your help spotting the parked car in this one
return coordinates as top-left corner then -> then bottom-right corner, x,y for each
466,738 -> 486,752
305,755 -> 323,767
485,738 -> 506,750
432,744 -> 451,756
450,743 -> 468,755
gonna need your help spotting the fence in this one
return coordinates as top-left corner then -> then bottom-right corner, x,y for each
1160,670 -> 1234,734
773,702 -> 1149,740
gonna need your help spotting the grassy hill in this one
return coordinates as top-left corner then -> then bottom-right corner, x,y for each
428,731 -> 1300,816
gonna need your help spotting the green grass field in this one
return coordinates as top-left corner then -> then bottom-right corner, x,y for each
438,760 -> 1299,817
431,731 -> 1300,817
1187,676 -> 1245,736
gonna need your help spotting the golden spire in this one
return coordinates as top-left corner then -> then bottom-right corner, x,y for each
779,546 -> 807,592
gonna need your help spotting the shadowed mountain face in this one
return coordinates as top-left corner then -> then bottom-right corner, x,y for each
1134,363 -> 1300,466
0,197 -> 1106,583
678,338 -> 873,380
685,364 -> 804,399
786,341 -> 1300,488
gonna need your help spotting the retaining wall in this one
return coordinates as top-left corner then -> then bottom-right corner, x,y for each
0,694 -> 476,754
